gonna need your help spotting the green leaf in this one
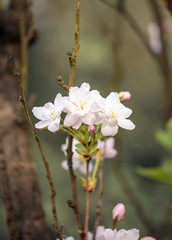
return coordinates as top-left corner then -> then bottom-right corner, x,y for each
95,131 -> 103,141
166,118 -> 172,136
138,160 -> 172,185
155,130 -> 172,153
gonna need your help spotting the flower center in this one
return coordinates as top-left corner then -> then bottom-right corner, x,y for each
49,108 -> 58,119
74,100 -> 88,111
79,100 -> 87,110
109,108 -> 119,123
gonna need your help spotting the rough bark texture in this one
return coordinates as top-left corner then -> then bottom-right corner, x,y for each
0,2 -> 51,240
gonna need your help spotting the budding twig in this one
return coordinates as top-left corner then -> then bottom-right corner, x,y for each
92,158 -> 104,240
9,60 -> 62,240
84,159 -> 91,240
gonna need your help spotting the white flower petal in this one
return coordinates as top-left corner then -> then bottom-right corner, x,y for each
61,160 -> 80,171
103,229 -> 114,240
44,102 -> 54,110
35,120 -> 52,129
88,232 -> 93,240
63,99 -> 77,113
120,107 -> 132,118
101,124 -> 118,136
32,107 -> 50,120
48,120 -> 60,132
80,82 -> 90,92
83,112 -> 95,125
64,113 -> 79,127
106,92 -> 120,105
96,226 -> 105,238
61,160 -> 68,170
54,93 -> 65,113
118,119 -> 135,130
117,229 -> 139,240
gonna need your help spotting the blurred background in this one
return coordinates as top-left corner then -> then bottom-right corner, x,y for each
1,0 -> 172,239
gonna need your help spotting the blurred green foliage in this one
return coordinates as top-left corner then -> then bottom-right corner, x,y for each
138,118 -> 172,185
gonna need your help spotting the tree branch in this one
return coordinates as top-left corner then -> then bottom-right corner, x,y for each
92,158 -> 104,240
9,61 -> 62,240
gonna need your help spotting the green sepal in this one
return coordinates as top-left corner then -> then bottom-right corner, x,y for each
79,177 -> 86,187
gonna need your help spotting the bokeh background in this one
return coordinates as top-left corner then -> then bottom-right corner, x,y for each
1,0 -> 172,239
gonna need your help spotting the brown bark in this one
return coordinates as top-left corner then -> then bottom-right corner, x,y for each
0,2 -> 51,240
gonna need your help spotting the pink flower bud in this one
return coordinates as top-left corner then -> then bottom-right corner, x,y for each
88,125 -> 95,133
118,91 -> 131,101
141,237 -> 156,240
112,203 -> 125,221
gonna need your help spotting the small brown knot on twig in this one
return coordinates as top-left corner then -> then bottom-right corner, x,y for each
56,76 -> 69,92
67,199 -> 75,209
67,50 -> 75,67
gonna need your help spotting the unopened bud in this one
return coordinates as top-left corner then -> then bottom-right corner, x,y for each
119,91 -> 131,101
112,203 -> 125,221
88,125 -> 95,133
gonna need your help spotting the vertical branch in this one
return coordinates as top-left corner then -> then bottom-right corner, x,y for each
65,0 -> 84,239
67,135 -> 84,238
148,0 -> 172,120
97,0 -> 156,60
11,68 -> 62,240
92,158 -> 104,240
84,160 -> 91,240
68,0 -> 80,88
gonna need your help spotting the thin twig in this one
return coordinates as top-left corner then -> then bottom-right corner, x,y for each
64,0 -> 84,239
97,0 -> 157,61
66,135 -> 84,238
68,0 -> 80,88
84,160 -> 91,240
9,61 -> 62,240
92,158 -> 104,240
148,0 -> 172,120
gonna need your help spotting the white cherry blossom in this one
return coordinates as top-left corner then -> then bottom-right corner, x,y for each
96,137 -> 117,160
96,228 -> 139,240
63,83 -> 100,129
32,93 -> 64,132
88,226 -> 105,240
95,92 -> 135,136
61,137 -> 93,174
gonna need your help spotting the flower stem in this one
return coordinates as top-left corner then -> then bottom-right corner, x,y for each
91,156 -> 100,180
85,159 -> 91,240
92,158 -> 104,240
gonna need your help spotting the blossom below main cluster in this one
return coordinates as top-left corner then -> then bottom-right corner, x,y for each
57,228 -> 156,240
32,83 -> 135,136
61,137 -> 93,175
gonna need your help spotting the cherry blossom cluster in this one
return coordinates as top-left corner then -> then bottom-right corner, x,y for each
32,82 -> 135,137
57,203 -> 156,240
61,137 -> 117,175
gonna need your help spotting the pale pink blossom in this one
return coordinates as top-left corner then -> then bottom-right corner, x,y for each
96,137 -> 117,160
95,92 -> 135,136
88,226 -> 105,240
32,93 -> 64,132
63,83 -> 100,129
61,137 -> 93,174
140,237 -> 156,240
56,237 -> 74,240
112,203 -> 125,221
118,91 -> 131,101
147,22 -> 162,54
96,228 -> 139,240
